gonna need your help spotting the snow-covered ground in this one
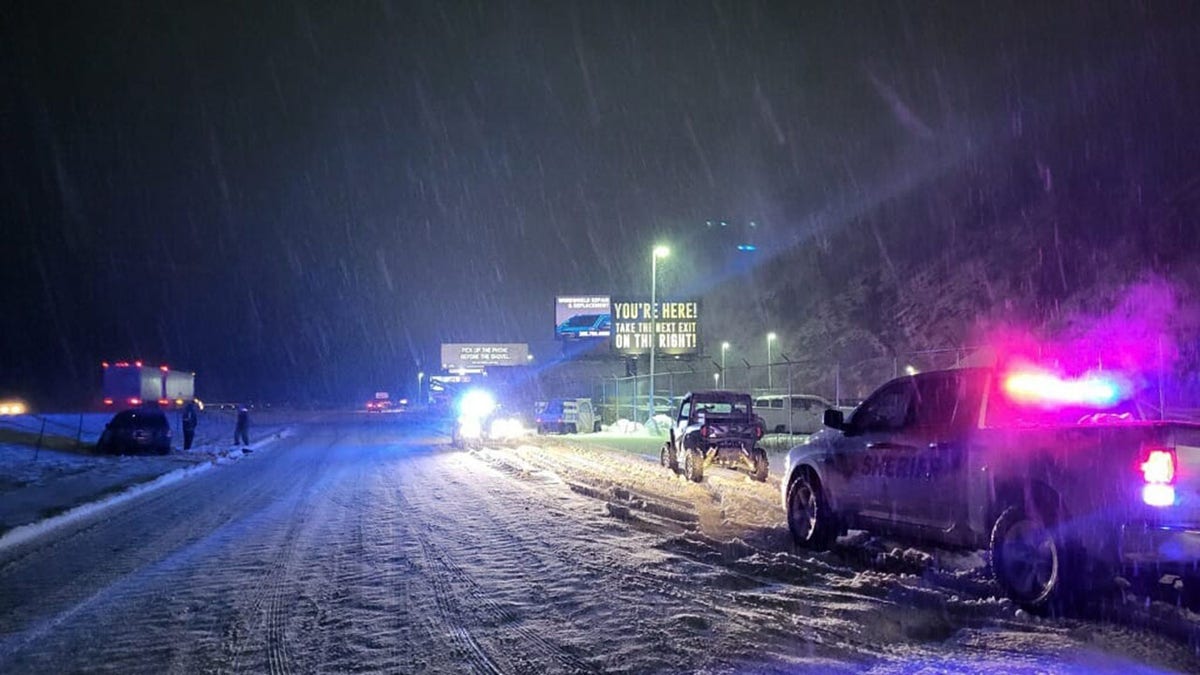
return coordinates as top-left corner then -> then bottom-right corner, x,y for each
0,415 -> 1196,672
0,411 -> 296,538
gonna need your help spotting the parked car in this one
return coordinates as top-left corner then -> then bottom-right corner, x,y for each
661,390 -> 767,482
96,408 -> 172,455
537,398 -> 598,434
753,394 -> 834,434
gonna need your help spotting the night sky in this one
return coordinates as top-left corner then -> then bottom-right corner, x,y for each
2,1 -> 1196,407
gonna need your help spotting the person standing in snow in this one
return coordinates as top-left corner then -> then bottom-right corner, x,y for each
234,405 -> 250,446
181,400 -> 198,450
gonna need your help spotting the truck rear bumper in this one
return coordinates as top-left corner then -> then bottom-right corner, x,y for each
1120,524 -> 1200,565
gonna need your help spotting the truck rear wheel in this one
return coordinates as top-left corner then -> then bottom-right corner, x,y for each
990,503 -> 1079,615
685,449 -> 704,483
787,468 -> 837,550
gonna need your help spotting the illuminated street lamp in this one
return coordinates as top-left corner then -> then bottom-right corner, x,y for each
767,332 -> 778,390
721,342 -> 730,387
649,245 -> 670,419
713,372 -> 720,387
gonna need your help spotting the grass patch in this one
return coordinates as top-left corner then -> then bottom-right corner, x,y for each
0,427 -> 94,455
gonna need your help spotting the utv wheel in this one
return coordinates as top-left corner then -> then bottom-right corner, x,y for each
750,450 -> 769,482
990,504 -> 1071,614
787,468 -> 837,550
684,449 -> 704,483
660,444 -> 678,472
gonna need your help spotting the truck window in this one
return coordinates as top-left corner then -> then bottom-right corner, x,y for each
851,380 -> 913,432
679,400 -> 691,422
770,399 -> 783,409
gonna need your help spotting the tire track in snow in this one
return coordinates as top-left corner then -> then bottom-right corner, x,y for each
397,481 -> 599,674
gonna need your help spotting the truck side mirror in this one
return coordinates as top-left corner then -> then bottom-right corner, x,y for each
823,408 -> 845,431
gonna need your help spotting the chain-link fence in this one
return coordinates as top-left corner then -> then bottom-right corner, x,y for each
590,348 -> 986,425
530,343 -> 1200,426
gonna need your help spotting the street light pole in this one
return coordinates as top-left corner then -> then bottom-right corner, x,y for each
767,332 -> 777,390
648,245 -> 670,420
417,371 -> 425,405
720,342 -> 730,388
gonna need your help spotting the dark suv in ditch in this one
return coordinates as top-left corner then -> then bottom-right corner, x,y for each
96,408 -> 172,455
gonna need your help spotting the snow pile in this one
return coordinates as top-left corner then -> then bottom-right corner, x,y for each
644,414 -> 674,436
604,418 -> 645,434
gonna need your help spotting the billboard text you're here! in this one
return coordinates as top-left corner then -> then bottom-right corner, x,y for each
610,300 -> 700,356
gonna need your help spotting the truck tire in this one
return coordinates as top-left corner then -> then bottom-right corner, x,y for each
685,449 -> 704,483
750,449 -> 769,482
786,468 -> 837,550
989,503 -> 1078,615
660,443 -> 678,472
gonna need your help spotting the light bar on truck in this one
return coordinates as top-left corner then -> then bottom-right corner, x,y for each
1002,370 -> 1121,407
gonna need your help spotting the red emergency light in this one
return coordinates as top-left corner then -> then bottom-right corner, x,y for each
128,397 -> 142,406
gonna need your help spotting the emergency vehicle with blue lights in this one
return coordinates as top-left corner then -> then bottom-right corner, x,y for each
782,365 -> 1200,613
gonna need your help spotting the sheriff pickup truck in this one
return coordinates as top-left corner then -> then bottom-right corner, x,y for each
782,366 -> 1200,613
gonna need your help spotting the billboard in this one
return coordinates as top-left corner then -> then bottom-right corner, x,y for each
441,343 -> 530,370
555,296 -> 612,340
610,299 -> 701,356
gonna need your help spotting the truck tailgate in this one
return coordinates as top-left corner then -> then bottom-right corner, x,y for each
1168,425 -> 1200,523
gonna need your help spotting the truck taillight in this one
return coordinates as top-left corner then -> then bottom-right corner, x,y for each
700,425 -> 710,438
756,425 -> 764,439
103,398 -> 114,405
1140,447 -> 1177,507
129,397 -> 141,406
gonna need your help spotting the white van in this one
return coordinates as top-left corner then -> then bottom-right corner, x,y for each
753,394 -> 833,434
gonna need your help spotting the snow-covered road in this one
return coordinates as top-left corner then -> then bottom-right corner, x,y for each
0,416 -> 1196,673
